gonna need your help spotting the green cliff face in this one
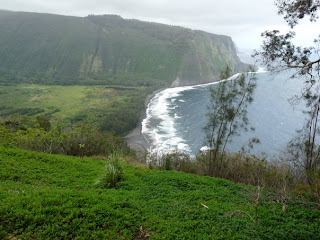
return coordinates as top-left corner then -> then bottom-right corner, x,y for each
0,11 -> 248,87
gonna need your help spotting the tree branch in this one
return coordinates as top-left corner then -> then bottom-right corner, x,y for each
286,57 -> 320,69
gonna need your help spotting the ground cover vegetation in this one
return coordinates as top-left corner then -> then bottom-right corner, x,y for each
147,150 -> 320,203
0,114 -> 131,157
1,146 -> 319,239
0,84 -> 149,136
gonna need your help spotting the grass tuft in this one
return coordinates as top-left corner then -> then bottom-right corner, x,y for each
97,153 -> 123,189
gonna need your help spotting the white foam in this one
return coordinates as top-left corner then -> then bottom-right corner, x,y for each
174,113 -> 181,119
142,87 -> 193,156
257,67 -> 267,73
200,146 -> 210,152
141,73 -> 247,156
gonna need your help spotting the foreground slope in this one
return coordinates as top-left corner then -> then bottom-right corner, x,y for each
0,147 -> 319,239
0,10 -> 248,87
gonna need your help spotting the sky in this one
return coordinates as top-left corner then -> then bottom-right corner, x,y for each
0,0 -> 319,50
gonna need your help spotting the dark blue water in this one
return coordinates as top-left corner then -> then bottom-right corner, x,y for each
142,70 -> 306,158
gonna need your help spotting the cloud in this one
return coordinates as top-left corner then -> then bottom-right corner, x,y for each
0,0 -> 319,49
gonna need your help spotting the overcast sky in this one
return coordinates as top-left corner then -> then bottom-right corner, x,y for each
1,0 -> 319,50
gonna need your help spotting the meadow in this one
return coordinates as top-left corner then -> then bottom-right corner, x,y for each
0,84 -> 149,135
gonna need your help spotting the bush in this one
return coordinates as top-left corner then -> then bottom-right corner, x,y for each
0,115 -> 131,157
148,150 -> 295,190
148,151 -> 198,173
98,153 -> 123,188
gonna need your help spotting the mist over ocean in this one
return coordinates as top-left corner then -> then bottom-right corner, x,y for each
142,54 -> 306,158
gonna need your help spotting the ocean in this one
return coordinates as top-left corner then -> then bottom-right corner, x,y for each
142,59 -> 307,158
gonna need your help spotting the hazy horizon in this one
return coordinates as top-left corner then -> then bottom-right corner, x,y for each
1,0 -> 319,50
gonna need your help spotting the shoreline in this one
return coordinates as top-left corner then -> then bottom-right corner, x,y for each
124,71 -> 259,158
124,88 -> 165,159
123,78 -> 227,158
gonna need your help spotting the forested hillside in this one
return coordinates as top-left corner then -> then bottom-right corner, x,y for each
0,10 -> 247,87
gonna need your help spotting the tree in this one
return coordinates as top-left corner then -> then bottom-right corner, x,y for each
254,0 -> 320,184
204,67 -> 257,177
276,0 -> 320,28
36,116 -> 51,131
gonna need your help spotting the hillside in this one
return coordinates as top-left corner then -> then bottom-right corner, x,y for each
0,146 -> 319,239
0,10 -> 248,87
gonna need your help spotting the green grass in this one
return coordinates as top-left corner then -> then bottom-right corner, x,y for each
97,153 -> 124,189
0,146 -> 319,239
0,84 -> 148,134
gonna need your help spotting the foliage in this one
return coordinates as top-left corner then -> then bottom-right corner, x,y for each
293,182 -> 320,203
97,153 -> 124,188
254,0 -> 320,185
0,146 -> 319,239
0,10 -> 248,87
148,151 -> 197,173
0,115 -> 129,157
148,149 -> 294,193
204,68 -> 257,176
0,84 -> 149,136
98,91 -> 146,136
196,151 -> 293,191
276,0 -> 320,27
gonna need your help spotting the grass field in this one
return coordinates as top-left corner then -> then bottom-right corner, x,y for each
0,146 -> 319,239
0,84 -> 149,134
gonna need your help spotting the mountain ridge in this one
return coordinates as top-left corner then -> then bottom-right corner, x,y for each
0,10 -> 249,87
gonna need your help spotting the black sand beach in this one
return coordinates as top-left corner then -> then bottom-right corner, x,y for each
124,88 -> 165,159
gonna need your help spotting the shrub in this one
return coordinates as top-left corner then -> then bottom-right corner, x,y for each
98,153 -> 124,189
147,151 -> 198,173
0,115 -> 130,157
148,149 -> 296,191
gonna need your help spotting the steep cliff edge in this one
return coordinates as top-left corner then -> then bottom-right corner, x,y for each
0,11 -> 249,87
